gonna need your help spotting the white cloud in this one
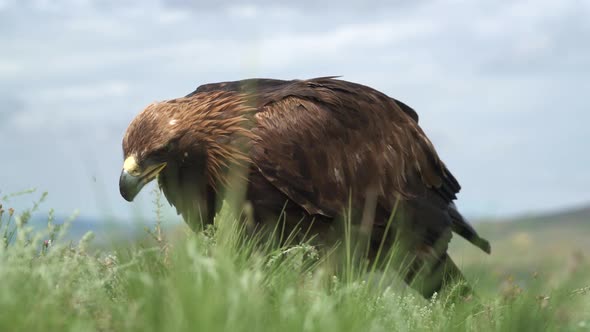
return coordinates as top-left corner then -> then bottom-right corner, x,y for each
4,81 -> 132,134
0,60 -> 22,75
29,0 -> 94,12
36,81 -> 130,102
0,0 -> 13,10
258,20 -> 436,63
157,8 -> 190,23
226,4 -> 259,19
64,16 -> 135,36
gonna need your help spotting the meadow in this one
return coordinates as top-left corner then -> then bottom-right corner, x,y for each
0,190 -> 588,332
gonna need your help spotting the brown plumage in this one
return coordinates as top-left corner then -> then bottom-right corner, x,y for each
119,77 -> 490,298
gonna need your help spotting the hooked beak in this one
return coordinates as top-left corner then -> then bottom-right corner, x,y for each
119,156 -> 167,202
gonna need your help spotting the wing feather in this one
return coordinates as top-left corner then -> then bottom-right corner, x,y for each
250,78 -> 448,216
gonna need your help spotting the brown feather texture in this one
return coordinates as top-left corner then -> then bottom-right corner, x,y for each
120,77 -> 491,299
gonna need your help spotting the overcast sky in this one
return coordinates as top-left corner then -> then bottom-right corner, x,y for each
1,0 -> 589,222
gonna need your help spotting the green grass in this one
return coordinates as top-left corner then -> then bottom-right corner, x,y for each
0,191 -> 589,332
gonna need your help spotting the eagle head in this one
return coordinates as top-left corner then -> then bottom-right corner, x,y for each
119,92 -> 256,202
119,101 -> 186,201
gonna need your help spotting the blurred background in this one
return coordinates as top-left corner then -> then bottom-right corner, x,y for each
1,0 -> 589,227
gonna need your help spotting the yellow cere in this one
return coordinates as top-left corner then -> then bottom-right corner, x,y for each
123,156 -> 141,176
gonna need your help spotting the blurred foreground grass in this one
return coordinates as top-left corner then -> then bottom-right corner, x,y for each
0,191 -> 588,332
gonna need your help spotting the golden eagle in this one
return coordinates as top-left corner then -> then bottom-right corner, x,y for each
119,77 -> 490,298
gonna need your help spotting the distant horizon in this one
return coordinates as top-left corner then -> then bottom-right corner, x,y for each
4,187 -> 588,225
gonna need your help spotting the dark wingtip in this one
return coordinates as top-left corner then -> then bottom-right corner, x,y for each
477,238 -> 492,254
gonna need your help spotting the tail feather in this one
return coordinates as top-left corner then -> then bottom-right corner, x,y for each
404,251 -> 473,299
448,203 -> 491,254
